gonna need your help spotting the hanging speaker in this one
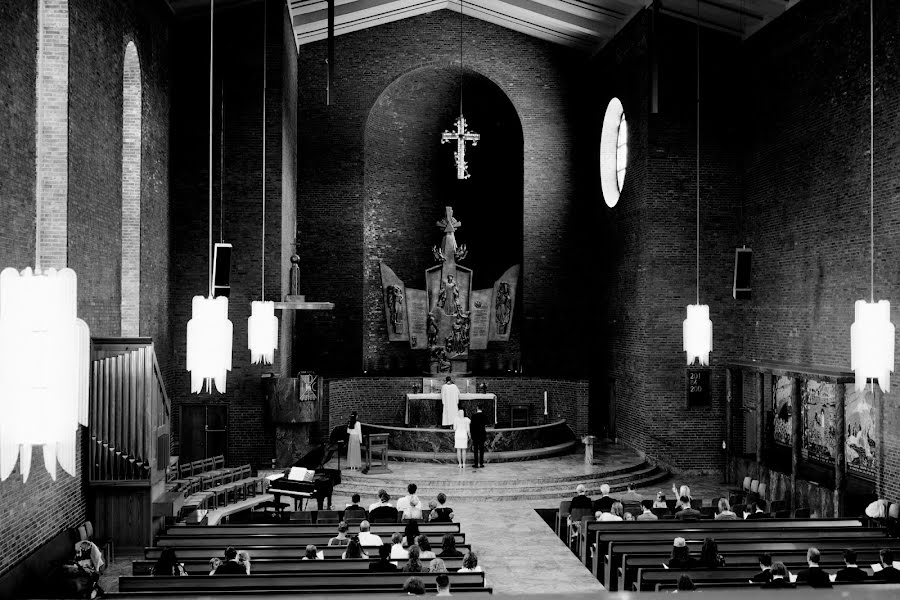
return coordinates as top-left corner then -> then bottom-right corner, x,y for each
733,247 -> 752,300
213,242 -> 233,298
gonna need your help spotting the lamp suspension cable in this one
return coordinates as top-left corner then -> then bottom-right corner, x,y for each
261,0 -> 267,301
869,0 -> 874,303
220,79 -> 225,244
208,0 -> 214,298
459,0 -> 464,115
695,0 -> 700,306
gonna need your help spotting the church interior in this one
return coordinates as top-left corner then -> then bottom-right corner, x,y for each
2,0 -> 900,596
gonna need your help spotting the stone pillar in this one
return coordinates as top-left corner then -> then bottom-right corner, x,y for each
756,371 -> 765,466
834,382 -> 846,517
725,368 -> 733,484
790,377 -> 802,511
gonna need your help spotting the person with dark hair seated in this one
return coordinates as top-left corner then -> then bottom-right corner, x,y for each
214,547 -> 247,575
152,547 -> 187,576
667,537 -> 701,570
404,521 -> 421,548
795,547 -> 832,588
430,492 -> 455,522
342,536 -> 369,560
345,493 -> 367,520
416,535 -> 436,559
673,574 -> 695,593
674,496 -> 701,521
435,573 -> 452,596
750,553 -> 773,582
700,538 -> 725,569
368,489 -> 393,512
761,561 -> 795,588
745,499 -> 769,520
637,499 -> 658,520
403,576 -> 426,595
438,533 -> 463,558
329,521 -> 350,546
872,548 -> 900,582
396,483 -> 419,515
346,492 -> 363,509
402,545 -> 425,573
370,543 -> 399,571
834,549 -> 868,582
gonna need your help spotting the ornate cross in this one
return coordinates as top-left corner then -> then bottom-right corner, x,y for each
441,115 -> 480,179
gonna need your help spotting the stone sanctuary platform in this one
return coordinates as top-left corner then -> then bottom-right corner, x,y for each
362,419 -> 576,462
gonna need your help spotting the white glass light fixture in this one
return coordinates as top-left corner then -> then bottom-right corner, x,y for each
0,267 -> 90,482
187,295 -> 233,394
247,2 -> 279,365
186,0 -> 234,392
851,0 -> 894,393
683,1 -> 712,366
600,97 -> 627,208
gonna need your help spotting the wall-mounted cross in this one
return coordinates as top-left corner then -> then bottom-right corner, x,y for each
441,114 -> 480,179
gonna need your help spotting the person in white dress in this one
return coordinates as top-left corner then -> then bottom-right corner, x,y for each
347,412 -> 362,470
453,409 -> 470,469
441,376 -> 460,427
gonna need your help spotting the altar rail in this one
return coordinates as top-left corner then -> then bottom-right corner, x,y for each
325,376 -> 588,436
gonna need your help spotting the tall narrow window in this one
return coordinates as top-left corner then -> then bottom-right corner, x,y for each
36,0 -> 69,268
121,41 -> 142,336
600,97 -> 627,208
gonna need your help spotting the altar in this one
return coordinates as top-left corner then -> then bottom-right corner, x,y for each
405,392 -> 497,426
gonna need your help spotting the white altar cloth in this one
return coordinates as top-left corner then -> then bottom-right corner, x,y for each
404,392 -> 497,425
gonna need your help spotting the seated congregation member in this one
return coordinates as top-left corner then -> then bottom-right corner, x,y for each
834,549 -> 868,582
592,484 -> 614,513
699,538 -> 725,569
370,543 -> 399,572
396,483 -> 419,514
749,553 -> 773,583
63,540 -> 105,598
369,501 -> 399,523
152,547 -> 187,576
416,535 -> 436,559
369,489 -> 393,512
403,576 -> 426,595
403,545 -> 425,572
624,512 -> 635,521
667,537 -> 701,570
302,544 -> 323,560
345,493 -> 367,520
761,561 -> 795,588
619,484 -> 644,503
358,520 -> 384,546
342,537 -> 369,560
435,573 -> 452,597
570,484 -> 592,510
795,547 -> 832,588
674,496 -> 701,521
329,521 -> 351,546
237,550 -> 251,575
672,483 -> 692,502
430,492 -> 455,522
872,548 -> 900,582
438,533 -> 464,558
402,495 -> 424,521
637,499 -> 658,521
391,533 -> 410,559
346,492 -> 364,510
745,499 -> 768,520
653,491 -> 668,509
459,550 -> 482,572
429,558 -> 448,573
596,500 -> 624,522
214,547 -> 247,575
715,498 -> 738,520
673,574 -> 695,593
404,521 -> 421,547
207,557 -> 222,576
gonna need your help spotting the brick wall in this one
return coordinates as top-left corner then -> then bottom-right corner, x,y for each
739,0 -> 900,502
120,40 -> 141,336
326,376 -> 589,436
595,11 -> 743,473
295,10 -> 590,378
0,0 -> 172,580
170,1 -> 297,469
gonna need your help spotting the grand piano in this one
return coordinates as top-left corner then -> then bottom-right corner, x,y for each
267,426 -> 345,511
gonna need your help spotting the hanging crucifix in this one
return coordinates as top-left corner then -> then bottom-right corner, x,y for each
441,115 -> 479,179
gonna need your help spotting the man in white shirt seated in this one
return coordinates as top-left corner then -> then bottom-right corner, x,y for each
396,483 -> 418,515
368,489 -> 392,513
389,532 -> 409,559
357,520 -> 384,546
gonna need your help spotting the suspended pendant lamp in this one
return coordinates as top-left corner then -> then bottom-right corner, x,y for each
851,0 -> 894,393
248,0 -> 278,365
187,0 -> 233,393
683,1 -> 712,366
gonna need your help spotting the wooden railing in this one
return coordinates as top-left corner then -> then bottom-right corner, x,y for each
89,338 -> 169,482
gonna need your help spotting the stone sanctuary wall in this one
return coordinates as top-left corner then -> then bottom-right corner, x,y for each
295,9 -> 592,378
592,11 -> 742,473
0,0 -> 173,581
169,0 -> 297,470
738,0 -> 900,503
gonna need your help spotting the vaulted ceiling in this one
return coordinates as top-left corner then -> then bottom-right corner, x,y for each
166,0 -> 802,53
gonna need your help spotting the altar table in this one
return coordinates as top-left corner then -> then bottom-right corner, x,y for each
404,393 -> 497,426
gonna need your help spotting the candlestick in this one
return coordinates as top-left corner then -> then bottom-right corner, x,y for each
544,391 -> 548,415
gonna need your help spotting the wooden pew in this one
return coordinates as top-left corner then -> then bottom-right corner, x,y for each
635,565 -> 877,591
166,522 -> 460,535
655,579 -> 900,592
133,557 -> 464,575
145,544 -> 472,560
154,532 -> 464,548
118,571 -> 487,593
577,517 -> 864,566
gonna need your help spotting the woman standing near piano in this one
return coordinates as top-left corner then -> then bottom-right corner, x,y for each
347,411 -> 363,470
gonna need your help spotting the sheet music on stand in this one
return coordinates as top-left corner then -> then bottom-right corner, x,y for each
288,466 -> 315,482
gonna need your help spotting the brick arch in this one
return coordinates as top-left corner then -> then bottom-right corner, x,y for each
362,65 -> 524,372
121,39 -> 142,336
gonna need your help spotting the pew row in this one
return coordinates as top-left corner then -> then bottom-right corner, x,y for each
132,557 -> 464,575
145,544 -> 472,560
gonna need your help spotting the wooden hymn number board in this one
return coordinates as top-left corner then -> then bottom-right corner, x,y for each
686,368 -> 711,407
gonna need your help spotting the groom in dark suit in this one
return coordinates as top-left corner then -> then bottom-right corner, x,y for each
470,405 -> 488,468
